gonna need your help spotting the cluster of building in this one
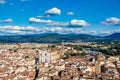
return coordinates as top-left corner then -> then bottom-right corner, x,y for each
33,52 -> 120,80
0,42 -> 120,80
0,42 -> 64,80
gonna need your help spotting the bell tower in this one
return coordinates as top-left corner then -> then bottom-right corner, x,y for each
60,40 -> 64,58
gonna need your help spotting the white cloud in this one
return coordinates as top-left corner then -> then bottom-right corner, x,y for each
29,16 -> 69,26
45,7 -> 61,16
101,17 -> 120,26
98,31 -> 112,36
0,18 -> 13,23
0,25 -> 39,31
0,0 -> 6,4
48,19 -> 89,27
49,27 -> 63,33
67,12 -> 74,16
0,25 -> 40,35
29,17 -> 52,23
36,15 -> 50,18
0,25 -> 119,35
47,21 -> 69,27
0,25 -> 65,35
114,29 -> 120,33
0,25 -> 84,35
29,17 -> 89,28
70,19 -> 89,27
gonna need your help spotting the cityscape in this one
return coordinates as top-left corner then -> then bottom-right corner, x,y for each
0,0 -> 120,80
0,41 -> 120,80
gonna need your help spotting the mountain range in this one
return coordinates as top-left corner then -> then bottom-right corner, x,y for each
0,33 -> 120,43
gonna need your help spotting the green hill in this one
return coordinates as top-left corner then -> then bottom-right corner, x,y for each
0,33 -> 119,43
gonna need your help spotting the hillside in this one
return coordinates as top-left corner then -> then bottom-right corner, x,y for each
0,33 -> 120,43
105,33 -> 120,41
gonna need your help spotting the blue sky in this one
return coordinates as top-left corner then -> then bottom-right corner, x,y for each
0,0 -> 120,35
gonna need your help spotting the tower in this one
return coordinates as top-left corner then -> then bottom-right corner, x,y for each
60,40 -> 64,58
95,61 -> 101,74
95,60 -> 105,75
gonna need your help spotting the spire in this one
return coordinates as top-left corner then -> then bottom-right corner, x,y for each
62,40 -> 64,50
60,40 -> 64,58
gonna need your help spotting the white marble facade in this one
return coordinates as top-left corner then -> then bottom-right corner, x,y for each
39,50 -> 51,63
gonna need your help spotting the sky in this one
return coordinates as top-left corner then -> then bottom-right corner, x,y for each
0,0 -> 120,36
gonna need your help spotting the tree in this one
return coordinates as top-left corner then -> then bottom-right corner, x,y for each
25,55 -> 30,59
50,45 -> 56,48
